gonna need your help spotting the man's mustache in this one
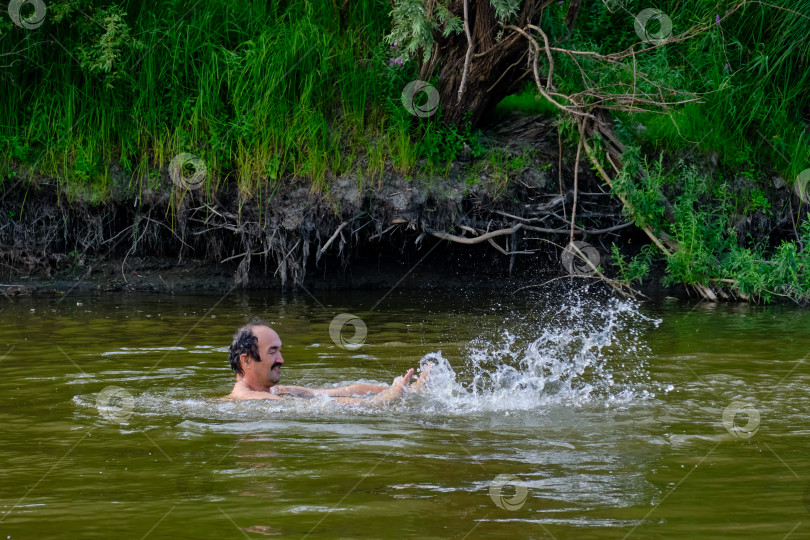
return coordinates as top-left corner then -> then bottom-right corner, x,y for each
271,362 -> 282,370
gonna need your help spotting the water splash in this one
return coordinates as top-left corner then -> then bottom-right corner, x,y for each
73,289 -> 659,421
411,290 -> 659,413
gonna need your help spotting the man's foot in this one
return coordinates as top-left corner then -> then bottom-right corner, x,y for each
409,362 -> 434,394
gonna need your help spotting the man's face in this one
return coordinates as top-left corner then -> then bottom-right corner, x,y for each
242,325 -> 284,387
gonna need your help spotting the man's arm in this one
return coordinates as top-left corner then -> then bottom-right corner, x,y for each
234,369 -> 415,405
317,383 -> 390,397
273,383 -> 389,398
331,369 -> 413,406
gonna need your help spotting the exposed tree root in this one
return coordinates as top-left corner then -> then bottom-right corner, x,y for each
0,113 -> 651,293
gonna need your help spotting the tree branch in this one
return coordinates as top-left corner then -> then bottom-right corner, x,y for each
457,0 -> 474,103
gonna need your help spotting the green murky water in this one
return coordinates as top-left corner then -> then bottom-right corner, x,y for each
0,289 -> 808,539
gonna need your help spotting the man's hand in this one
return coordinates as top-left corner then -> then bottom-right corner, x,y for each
366,368 -> 414,405
408,362 -> 434,394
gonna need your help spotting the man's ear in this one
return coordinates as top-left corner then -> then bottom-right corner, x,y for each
240,352 -> 251,370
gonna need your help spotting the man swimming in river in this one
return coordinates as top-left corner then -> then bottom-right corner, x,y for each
225,321 -> 427,405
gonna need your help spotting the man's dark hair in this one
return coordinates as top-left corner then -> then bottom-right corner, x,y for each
228,319 -> 269,376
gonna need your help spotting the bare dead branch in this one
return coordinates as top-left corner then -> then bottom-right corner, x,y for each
569,137 -> 582,245
432,223 -> 523,244
457,0 -> 474,103
319,221 -> 349,257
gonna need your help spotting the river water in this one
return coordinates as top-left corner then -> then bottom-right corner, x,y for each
0,288 -> 808,538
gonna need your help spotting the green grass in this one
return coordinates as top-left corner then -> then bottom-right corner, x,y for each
4,0 -> 806,203
0,0 -> 422,201
494,82 -> 562,118
591,0 -> 810,184
1,0 -> 808,300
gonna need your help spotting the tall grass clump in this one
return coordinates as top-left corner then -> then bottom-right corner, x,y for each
0,0 -> 422,203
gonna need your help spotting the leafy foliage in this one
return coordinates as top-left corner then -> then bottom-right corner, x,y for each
76,5 -> 143,89
386,0 -> 462,63
420,110 -> 485,167
612,146 -> 810,302
385,0 -> 522,63
611,243 -> 654,286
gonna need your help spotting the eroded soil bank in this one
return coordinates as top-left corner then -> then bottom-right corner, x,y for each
0,112 -> 785,298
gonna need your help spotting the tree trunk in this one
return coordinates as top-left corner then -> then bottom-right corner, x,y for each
426,0 -> 542,128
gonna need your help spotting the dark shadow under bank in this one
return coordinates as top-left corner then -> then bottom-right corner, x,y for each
0,234 -> 683,301
0,184 -> 686,300
0,114 -> 652,296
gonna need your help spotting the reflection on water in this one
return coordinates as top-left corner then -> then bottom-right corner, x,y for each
0,287 -> 808,538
